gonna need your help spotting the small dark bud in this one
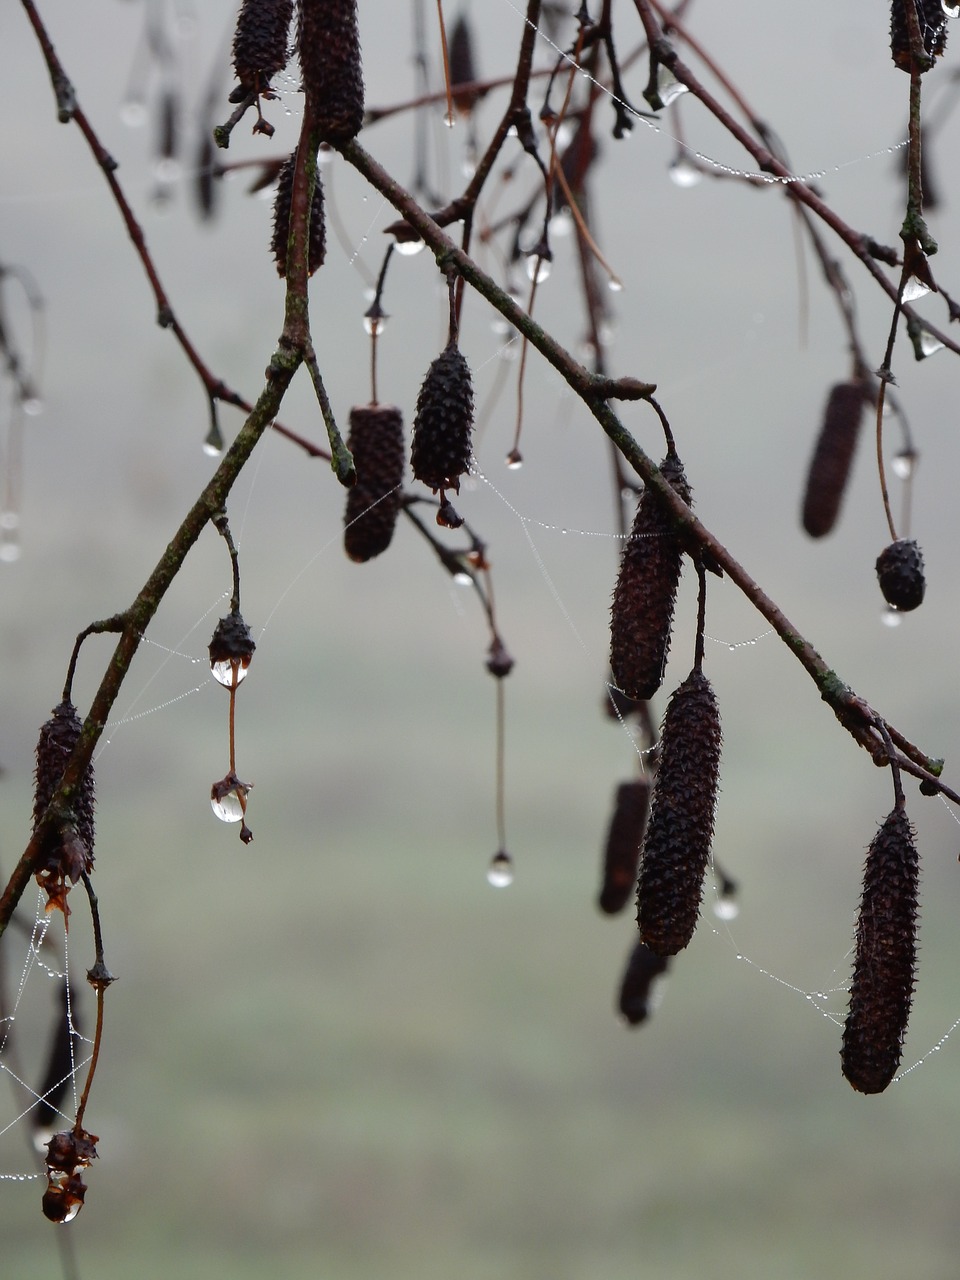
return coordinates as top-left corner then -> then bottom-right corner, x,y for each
876,539 -> 925,612
437,498 -> 464,528
486,639 -> 515,679
209,611 -> 256,673
618,941 -> 670,1026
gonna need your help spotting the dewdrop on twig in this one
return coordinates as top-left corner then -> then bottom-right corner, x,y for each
487,850 -> 514,888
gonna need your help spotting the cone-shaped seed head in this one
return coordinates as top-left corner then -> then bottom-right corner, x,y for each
618,941 -> 670,1026
598,779 -> 651,915
232,0 -> 295,95
271,152 -> 326,278
344,404 -> 405,562
32,701 -> 96,890
876,538 -> 925,612
411,342 -> 474,495
801,382 -> 865,538
890,0 -> 947,71
610,454 -> 691,702
297,0 -> 364,143
637,669 -> 721,955
841,806 -> 919,1094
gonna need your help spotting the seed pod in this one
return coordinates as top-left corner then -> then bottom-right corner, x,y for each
449,14 -> 480,115
598,779 -> 651,915
609,454 -> 691,703
343,404 -> 405,562
618,941 -> 670,1026
231,0 -> 295,97
411,342 -> 474,496
876,538 -> 925,612
801,382 -> 865,538
637,668 -> 721,956
209,610 -> 256,686
32,702 -> 96,908
890,0 -> 947,72
841,806 -> 919,1094
271,152 -> 326,278
297,0 -> 365,144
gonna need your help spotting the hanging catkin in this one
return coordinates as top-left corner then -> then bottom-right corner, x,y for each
32,701 -> 96,910
890,0 -> 948,71
411,342 -> 474,495
598,779 -> 651,915
876,539 -> 926,612
800,382 -> 865,538
270,152 -> 326,278
841,806 -> 919,1094
297,0 -> 365,143
231,0 -> 295,99
609,453 -> 691,702
636,668 -> 721,955
618,941 -> 670,1026
343,404 -> 405,562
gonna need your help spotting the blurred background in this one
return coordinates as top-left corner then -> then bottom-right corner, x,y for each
4,1 -> 960,1277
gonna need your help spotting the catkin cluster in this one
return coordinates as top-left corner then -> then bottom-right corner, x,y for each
609,454 -> 691,703
230,0 -> 294,99
297,0 -> 365,143
841,806 -> 920,1094
636,669 -> 722,956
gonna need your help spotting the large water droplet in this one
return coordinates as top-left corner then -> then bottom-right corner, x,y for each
211,789 -> 244,823
713,897 -> 739,922
525,255 -> 551,284
668,155 -> 702,188
393,240 -> 422,260
607,276 -> 623,293
453,570 -> 473,586
154,157 -> 181,184
549,209 -> 574,238
891,449 -> 917,479
881,606 -> 902,628
919,330 -> 944,356
942,1 -> 960,17
120,98 -> 147,128
487,850 -> 514,888
902,275 -> 932,303
656,66 -> 688,108
505,449 -> 523,470
22,395 -> 43,416
210,658 -> 249,688
363,313 -> 388,336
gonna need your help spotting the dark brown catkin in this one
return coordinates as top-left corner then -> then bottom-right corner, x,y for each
231,0 -> 295,97
876,538 -> 926,612
890,0 -> 948,71
841,806 -> 919,1094
637,668 -> 721,956
32,701 -> 96,900
598,779 -> 651,915
297,0 -> 364,144
270,152 -> 326,278
618,941 -> 670,1026
411,342 -> 475,495
609,454 -> 691,702
343,405 -> 405,562
801,382 -> 865,538
449,14 -> 480,115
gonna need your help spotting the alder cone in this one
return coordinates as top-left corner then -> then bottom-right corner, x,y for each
841,807 -> 919,1094
32,701 -> 96,893
801,382 -> 865,538
271,153 -> 326,278
609,453 -> 691,702
411,342 -> 474,494
890,0 -> 947,71
598,779 -> 651,915
876,538 -> 925,612
231,0 -> 294,96
343,404 -> 405,562
618,940 -> 670,1026
637,669 -> 721,956
297,0 -> 364,143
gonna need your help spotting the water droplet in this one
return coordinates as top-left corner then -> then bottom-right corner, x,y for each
728,644 -> 736,652
902,275 -> 931,303
505,449 -> 523,470
444,112 -> 456,129
22,395 -> 43,416
0,511 -> 19,531
553,122 -> 574,150
881,606 -> 902,628
490,315 -> 511,335
453,571 -> 473,587
891,450 -> 916,479
120,98 -> 147,128
210,658 -> 249,687
525,255 -> 551,284
0,539 -> 21,563
394,237 -> 424,257
549,209 -> 574,238
656,66 -> 688,108
943,1 -> 959,17
607,276 -> 624,293
211,789 -> 244,823
154,157 -> 181,184
487,850 -> 514,888
316,145 -> 334,167
919,331 -> 944,356
713,898 -> 739,921
363,313 -> 388,336
668,155 -> 702,188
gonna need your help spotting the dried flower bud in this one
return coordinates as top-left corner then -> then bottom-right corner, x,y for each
618,940 -> 670,1025
841,806 -> 920,1093
609,453 -> 691,702
890,0 -> 947,71
41,1126 -> 98,1223
32,702 -> 96,914
598,779 -> 651,915
209,611 -> 256,687
271,152 -> 326,279
231,0 -> 295,97
411,342 -> 475,496
876,538 -> 925,612
297,0 -> 364,143
637,669 -> 721,955
343,404 -> 405,562
801,382 -> 866,538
